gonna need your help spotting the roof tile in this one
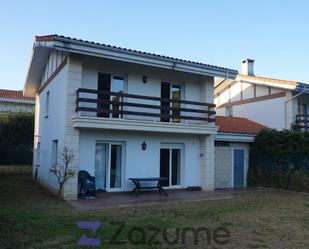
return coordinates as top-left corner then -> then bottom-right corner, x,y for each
216,116 -> 269,135
0,89 -> 35,101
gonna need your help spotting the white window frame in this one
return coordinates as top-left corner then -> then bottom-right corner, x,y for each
160,143 -> 184,188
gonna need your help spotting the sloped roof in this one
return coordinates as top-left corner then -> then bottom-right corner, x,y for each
237,74 -> 298,88
0,89 -> 35,101
35,35 -> 238,73
216,116 -> 269,135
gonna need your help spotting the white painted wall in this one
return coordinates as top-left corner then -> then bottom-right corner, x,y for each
231,96 -> 286,129
79,129 -> 201,191
41,50 -> 68,84
34,63 -> 68,191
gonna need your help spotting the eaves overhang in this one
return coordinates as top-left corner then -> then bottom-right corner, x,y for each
24,35 -> 238,97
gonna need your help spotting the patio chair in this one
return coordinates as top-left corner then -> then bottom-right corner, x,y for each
78,170 -> 96,198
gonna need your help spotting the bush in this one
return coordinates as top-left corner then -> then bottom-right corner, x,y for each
248,129 -> 309,192
0,111 -> 34,165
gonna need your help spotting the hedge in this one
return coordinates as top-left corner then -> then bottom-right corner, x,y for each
248,129 -> 309,192
0,111 -> 34,165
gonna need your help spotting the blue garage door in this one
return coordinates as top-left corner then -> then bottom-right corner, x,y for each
233,149 -> 245,187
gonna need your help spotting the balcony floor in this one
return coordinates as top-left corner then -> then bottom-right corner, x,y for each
72,116 -> 218,135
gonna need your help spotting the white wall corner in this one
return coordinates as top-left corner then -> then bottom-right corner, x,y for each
199,134 -> 215,191
62,56 -> 83,200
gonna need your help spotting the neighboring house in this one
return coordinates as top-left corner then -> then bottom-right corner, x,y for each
215,116 -> 268,189
23,35 -> 238,199
0,89 -> 34,112
214,59 -> 309,130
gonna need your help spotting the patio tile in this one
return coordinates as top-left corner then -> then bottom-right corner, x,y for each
67,189 -> 233,210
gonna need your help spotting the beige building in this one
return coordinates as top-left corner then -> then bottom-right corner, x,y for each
215,59 -> 309,130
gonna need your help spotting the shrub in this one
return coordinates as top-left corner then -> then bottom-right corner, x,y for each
0,111 -> 34,165
248,129 -> 309,192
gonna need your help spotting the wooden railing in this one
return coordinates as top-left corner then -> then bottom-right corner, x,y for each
296,114 -> 309,130
76,88 -> 216,123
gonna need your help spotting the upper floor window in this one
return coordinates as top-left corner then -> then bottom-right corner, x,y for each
45,91 -> 50,118
111,76 -> 124,118
298,103 -> 307,115
226,107 -> 233,117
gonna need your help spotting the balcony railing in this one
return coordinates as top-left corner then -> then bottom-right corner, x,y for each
76,88 -> 216,124
295,114 -> 309,130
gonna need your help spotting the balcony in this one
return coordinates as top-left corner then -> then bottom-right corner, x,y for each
295,114 -> 309,131
73,88 -> 218,135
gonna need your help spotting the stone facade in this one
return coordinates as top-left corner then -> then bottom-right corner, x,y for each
214,142 -> 249,189
214,145 -> 232,188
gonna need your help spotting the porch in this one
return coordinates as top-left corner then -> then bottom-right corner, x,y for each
67,189 -> 233,211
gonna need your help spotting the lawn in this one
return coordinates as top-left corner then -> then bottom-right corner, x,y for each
1,174 -> 309,249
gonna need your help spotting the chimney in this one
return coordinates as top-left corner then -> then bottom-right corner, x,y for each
241,59 -> 255,76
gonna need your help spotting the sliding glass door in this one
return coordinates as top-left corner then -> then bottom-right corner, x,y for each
160,144 -> 182,187
95,142 -> 124,191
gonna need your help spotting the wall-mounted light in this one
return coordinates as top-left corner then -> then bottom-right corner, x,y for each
142,142 -> 147,150
142,75 -> 147,83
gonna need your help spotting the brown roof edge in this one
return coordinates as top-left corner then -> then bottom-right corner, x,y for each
35,35 -> 56,42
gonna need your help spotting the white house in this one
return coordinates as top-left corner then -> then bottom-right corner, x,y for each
0,89 -> 34,112
23,34 -> 241,200
215,59 -> 309,130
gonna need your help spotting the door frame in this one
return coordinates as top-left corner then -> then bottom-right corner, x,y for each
160,143 -> 184,188
95,140 -> 126,192
231,147 -> 246,188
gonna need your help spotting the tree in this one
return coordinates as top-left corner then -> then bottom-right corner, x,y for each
51,146 -> 77,198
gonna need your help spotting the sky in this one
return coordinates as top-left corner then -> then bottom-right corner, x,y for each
0,0 -> 308,90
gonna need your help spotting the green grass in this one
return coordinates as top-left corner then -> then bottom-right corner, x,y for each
1,174 -> 309,248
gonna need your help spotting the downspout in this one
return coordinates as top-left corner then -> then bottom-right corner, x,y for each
284,91 -> 304,129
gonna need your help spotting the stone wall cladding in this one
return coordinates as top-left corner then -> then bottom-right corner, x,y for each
214,146 -> 232,188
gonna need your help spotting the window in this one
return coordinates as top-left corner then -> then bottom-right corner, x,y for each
298,103 -> 307,115
226,107 -> 233,117
45,91 -> 50,118
51,140 -> 58,169
171,85 -> 181,123
215,141 -> 230,147
36,142 -> 41,165
111,76 -> 124,118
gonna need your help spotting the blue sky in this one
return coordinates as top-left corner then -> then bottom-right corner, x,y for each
0,0 -> 308,90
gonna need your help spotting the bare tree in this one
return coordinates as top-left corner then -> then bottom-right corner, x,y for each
51,146 -> 77,198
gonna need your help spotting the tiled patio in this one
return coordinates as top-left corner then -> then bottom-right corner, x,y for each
67,189 -> 233,210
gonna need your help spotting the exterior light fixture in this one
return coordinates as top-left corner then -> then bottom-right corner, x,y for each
141,142 -> 147,150
142,75 -> 147,83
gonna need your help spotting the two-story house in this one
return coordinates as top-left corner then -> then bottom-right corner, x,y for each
215,59 -> 309,130
23,35 -> 239,199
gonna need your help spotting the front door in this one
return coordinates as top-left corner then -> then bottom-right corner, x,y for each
160,144 -> 182,187
95,142 -> 124,191
233,149 -> 245,188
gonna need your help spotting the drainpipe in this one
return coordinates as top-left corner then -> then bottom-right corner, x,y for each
284,91 -> 304,129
